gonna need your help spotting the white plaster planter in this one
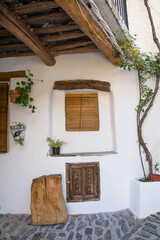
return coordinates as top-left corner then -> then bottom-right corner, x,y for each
130,179 -> 160,219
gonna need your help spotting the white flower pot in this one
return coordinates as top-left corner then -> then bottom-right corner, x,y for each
130,179 -> 160,218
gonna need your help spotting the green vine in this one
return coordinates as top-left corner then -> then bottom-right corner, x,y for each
15,70 -> 36,113
120,36 -> 160,179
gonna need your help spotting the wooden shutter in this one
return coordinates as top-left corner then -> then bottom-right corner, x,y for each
65,93 -> 99,131
0,83 -> 8,152
66,162 -> 100,202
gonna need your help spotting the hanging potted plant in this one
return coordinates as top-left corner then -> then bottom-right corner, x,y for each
46,137 -> 67,155
9,70 -> 36,113
10,122 -> 26,145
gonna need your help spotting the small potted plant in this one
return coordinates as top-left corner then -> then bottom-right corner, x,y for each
10,122 -> 26,145
150,162 -> 160,181
47,137 -> 67,155
9,70 -> 36,113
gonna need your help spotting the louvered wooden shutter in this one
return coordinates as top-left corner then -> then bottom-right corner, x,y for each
0,83 -> 8,152
65,93 -> 99,131
66,162 -> 100,202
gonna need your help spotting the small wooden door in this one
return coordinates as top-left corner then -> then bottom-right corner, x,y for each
66,162 -> 100,202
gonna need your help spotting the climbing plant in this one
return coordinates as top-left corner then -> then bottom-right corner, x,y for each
120,0 -> 160,179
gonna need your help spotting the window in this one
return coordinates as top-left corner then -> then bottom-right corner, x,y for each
65,93 -> 99,131
66,162 -> 100,202
0,83 -> 8,152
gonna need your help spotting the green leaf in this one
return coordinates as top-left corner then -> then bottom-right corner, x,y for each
29,97 -> 33,102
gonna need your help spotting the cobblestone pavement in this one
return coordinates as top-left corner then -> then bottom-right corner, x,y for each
1,209 -> 160,240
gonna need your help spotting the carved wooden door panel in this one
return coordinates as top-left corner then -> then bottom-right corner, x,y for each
66,162 -> 100,202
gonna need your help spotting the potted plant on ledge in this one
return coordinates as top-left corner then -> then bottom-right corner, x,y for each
9,70 -> 36,113
47,137 -> 67,156
150,163 -> 160,181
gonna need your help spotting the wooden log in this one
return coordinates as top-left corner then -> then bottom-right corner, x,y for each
41,32 -> 86,42
10,1 -> 59,15
33,24 -> 79,35
0,2 -> 55,66
53,79 -> 110,92
55,0 -> 121,65
25,12 -> 70,25
0,71 -> 25,80
54,45 -> 99,56
31,174 -> 68,225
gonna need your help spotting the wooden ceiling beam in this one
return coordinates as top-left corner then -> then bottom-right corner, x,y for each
25,12 -> 70,25
10,1 -> 59,15
33,24 -> 79,35
54,0 -> 121,65
0,2 -> 55,66
0,70 -> 25,80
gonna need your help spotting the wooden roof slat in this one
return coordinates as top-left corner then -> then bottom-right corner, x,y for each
55,0 -> 121,65
0,51 -> 34,58
0,2 -> 56,66
54,45 -> 99,56
10,1 -> 59,15
0,43 -> 27,51
41,32 -> 86,43
0,29 -> 12,37
25,12 -> 70,25
51,39 -> 93,50
33,24 -> 79,35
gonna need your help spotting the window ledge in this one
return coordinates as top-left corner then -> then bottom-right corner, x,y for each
50,151 -> 117,157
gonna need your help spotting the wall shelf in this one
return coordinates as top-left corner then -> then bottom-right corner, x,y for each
50,151 -> 117,157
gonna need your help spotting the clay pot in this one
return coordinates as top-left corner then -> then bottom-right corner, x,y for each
9,90 -> 21,103
150,173 -> 160,181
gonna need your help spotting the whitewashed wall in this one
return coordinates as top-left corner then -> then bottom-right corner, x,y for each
0,0 -> 160,215
127,0 -> 160,168
0,52 -> 142,214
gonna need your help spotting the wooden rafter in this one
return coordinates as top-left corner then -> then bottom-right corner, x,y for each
0,2 -> 56,66
54,0 -> 121,65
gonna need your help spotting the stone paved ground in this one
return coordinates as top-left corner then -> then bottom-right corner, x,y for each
0,209 -> 160,240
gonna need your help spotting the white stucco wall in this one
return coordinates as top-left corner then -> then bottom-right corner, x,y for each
0,52 -> 143,214
0,0 -> 160,215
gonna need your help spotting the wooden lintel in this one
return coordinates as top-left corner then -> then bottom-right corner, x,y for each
0,2 -> 56,66
0,71 -> 26,80
53,80 -> 110,92
0,78 -> 10,82
55,0 -> 121,65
